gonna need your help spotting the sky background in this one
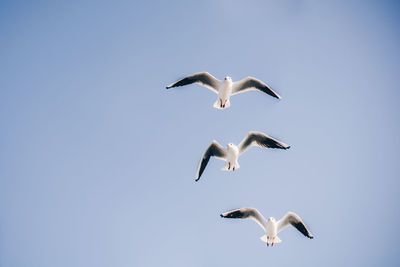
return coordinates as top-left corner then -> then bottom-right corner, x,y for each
1,0 -> 400,266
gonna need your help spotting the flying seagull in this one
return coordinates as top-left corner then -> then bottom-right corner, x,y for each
220,208 -> 313,246
195,131 -> 290,181
166,72 -> 281,109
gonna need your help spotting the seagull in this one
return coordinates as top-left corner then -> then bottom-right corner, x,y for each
220,208 -> 313,246
166,72 -> 281,109
195,131 -> 290,181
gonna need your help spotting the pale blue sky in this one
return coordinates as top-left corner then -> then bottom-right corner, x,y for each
1,1 -> 400,266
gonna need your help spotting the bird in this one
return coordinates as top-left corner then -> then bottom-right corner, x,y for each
166,72 -> 281,109
220,207 -> 313,246
195,131 -> 290,181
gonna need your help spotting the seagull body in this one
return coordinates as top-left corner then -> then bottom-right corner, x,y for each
195,131 -> 290,181
166,72 -> 281,109
220,208 -> 313,246
223,142 -> 240,171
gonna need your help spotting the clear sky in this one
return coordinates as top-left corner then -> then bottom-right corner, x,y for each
1,0 -> 400,266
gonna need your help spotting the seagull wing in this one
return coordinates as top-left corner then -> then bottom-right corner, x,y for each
196,141 -> 226,181
232,77 -> 281,99
166,72 -> 221,93
238,131 -> 290,154
220,207 -> 268,231
277,212 -> 313,239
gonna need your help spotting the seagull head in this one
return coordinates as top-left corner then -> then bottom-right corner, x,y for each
224,76 -> 232,82
268,217 -> 276,223
227,143 -> 239,152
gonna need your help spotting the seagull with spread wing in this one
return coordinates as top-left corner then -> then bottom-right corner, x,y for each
166,72 -> 281,109
221,208 -> 313,246
195,131 -> 290,181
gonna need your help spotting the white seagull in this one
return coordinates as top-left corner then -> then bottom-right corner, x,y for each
166,72 -> 281,109
195,131 -> 290,181
220,208 -> 313,246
